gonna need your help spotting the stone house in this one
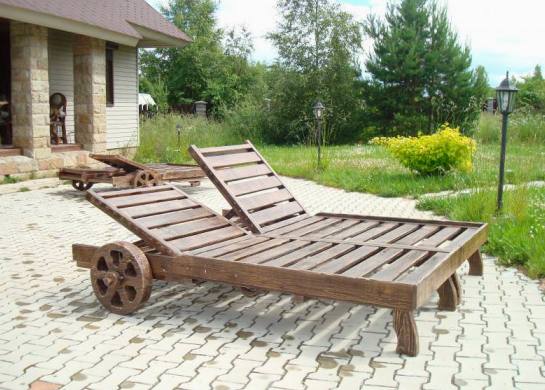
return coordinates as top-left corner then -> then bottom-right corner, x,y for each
0,0 -> 190,179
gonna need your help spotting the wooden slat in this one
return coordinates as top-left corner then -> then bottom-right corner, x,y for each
263,241 -> 332,267
238,189 -> 294,211
216,164 -> 272,182
221,238 -> 290,261
158,217 -> 229,240
197,236 -> 270,258
443,228 -> 478,251
304,219 -> 361,239
240,240 -> 311,264
206,152 -> 261,168
341,248 -> 407,277
327,221 -> 381,240
317,212 -> 485,228
110,189 -> 183,208
372,251 -> 431,281
191,235 -> 255,255
369,223 -> 420,244
91,154 -> 149,172
170,226 -> 246,251
251,202 -> 305,226
99,185 -> 169,199
264,216 -> 322,234
123,199 -> 196,218
394,225 -> 440,245
313,245 -> 380,274
199,144 -> 253,155
417,227 -> 462,247
349,223 -> 400,242
137,208 -> 213,229
288,218 -> 342,237
229,176 -> 283,197
289,244 -> 355,271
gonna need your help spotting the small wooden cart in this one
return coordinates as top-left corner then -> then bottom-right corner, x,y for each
59,154 -> 204,191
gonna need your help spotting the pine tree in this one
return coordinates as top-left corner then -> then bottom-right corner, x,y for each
364,0 -> 479,136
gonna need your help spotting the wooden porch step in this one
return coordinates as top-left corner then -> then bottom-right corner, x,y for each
0,147 -> 22,157
52,144 -> 82,153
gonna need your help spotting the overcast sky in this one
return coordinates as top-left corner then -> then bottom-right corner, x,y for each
148,0 -> 545,85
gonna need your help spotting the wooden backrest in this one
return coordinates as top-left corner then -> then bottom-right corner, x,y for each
189,141 -> 308,233
87,184 -> 248,256
90,154 -> 150,173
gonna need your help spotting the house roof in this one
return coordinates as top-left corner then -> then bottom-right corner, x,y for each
0,0 -> 191,47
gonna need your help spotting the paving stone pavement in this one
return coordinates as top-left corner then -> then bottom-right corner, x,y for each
0,177 -> 544,390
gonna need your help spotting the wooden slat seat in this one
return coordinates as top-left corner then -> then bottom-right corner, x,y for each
189,141 -> 487,270
76,183 -> 487,356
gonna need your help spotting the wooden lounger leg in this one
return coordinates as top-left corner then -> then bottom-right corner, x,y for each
437,274 -> 460,311
393,309 -> 419,356
452,272 -> 462,302
468,250 -> 483,276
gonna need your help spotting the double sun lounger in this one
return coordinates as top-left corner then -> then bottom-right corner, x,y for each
73,141 -> 487,356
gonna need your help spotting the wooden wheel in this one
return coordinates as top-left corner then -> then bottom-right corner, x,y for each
133,170 -> 160,188
72,180 -> 94,191
90,242 -> 152,315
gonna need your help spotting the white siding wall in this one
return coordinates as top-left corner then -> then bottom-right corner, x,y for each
48,29 -> 75,143
106,45 -> 139,149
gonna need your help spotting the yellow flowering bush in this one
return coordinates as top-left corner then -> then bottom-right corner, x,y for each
370,125 -> 476,175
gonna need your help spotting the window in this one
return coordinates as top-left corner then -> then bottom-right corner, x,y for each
106,47 -> 114,106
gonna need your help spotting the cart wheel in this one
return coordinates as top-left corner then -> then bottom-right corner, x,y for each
71,180 -> 94,191
133,170 -> 160,188
90,241 -> 152,315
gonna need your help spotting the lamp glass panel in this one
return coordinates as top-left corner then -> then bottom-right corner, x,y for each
499,91 -> 510,113
508,92 -> 517,113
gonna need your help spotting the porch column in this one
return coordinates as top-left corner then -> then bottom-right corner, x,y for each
73,35 -> 107,153
10,22 -> 51,159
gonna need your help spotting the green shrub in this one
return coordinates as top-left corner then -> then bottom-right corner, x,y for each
371,125 -> 476,175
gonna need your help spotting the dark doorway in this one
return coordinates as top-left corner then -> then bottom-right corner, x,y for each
0,19 -> 12,146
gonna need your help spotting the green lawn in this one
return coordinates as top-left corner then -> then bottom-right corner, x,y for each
418,186 -> 545,278
260,143 -> 545,198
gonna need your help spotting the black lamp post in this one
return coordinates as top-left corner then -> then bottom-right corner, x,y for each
495,71 -> 518,212
313,101 -> 325,168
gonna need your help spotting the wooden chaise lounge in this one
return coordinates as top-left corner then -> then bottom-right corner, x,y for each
189,142 -> 486,275
74,184 -> 486,356
59,153 -> 204,191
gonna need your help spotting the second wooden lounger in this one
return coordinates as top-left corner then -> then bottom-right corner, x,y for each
73,184 -> 485,356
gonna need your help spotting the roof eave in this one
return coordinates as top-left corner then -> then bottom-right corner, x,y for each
130,23 -> 192,48
0,3 -> 139,47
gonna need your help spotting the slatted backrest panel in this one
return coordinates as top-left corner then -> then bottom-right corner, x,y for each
90,154 -> 150,173
86,184 -> 248,256
189,141 -> 308,233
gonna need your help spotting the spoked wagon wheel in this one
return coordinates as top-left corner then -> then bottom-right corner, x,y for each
90,242 -> 152,315
72,180 -> 94,191
133,170 -> 160,188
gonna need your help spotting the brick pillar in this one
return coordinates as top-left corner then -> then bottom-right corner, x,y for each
73,35 -> 106,153
10,22 -> 51,159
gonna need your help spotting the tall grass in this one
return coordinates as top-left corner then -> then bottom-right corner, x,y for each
135,114 -> 243,163
475,111 -> 545,144
418,186 -> 545,278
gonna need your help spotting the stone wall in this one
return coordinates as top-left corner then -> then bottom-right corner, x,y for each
10,22 -> 51,159
73,35 -> 107,153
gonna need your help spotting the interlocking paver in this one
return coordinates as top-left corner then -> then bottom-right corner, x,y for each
0,177 -> 544,389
